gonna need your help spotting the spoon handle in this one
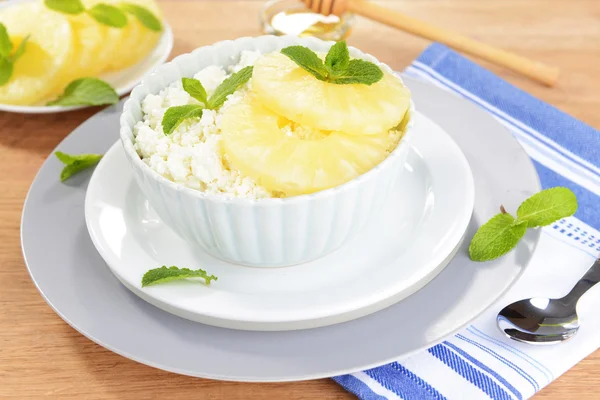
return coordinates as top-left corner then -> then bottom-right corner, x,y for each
561,259 -> 600,306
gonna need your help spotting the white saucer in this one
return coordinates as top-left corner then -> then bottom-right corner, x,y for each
84,111 -> 475,331
0,0 -> 173,114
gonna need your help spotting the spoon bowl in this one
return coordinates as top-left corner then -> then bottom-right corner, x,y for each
497,259 -> 600,344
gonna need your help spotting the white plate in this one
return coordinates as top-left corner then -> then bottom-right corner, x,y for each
84,111 -> 475,331
0,0 -> 173,114
21,77 -> 541,381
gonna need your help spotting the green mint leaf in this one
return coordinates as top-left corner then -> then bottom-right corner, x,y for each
141,266 -> 217,287
469,213 -> 528,262
325,40 -> 350,76
207,66 -> 253,109
48,78 -> 119,106
44,0 -> 85,15
516,187 -> 578,228
182,78 -> 208,106
281,46 -> 328,81
161,104 -> 203,135
0,23 -> 12,58
329,59 -> 383,85
119,3 -> 162,31
86,3 -> 128,28
55,151 -> 103,182
10,35 -> 30,62
0,57 -> 13,86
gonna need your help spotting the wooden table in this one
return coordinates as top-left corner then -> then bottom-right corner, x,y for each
1,0 -> 598,398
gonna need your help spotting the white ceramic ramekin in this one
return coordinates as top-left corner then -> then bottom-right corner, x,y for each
120,35 -> 414,267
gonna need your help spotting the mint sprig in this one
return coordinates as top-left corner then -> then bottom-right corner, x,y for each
87,3 -> 128,28
55,151 -> 103,181
161,66 -> 253,135
281,41 -> 383,85
141,266 -> 217,287
0,23 -> 30,87
469,187 -> 578,261
44,0 -> 161,30
48,77 -> 119,106
120,2 -> 162,31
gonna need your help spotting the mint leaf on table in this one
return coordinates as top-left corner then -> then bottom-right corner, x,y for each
281,41 -> 383,85
281,46 -> 328,81
469,187 -> 578,262
142,266 -> 217,287
469,213 -> 528,262
516,187 -> 578,228
324,40 -> 349,76
86,3 -> 128,28
207,66 -> 253,109
55,151 -> 103,182
119,2 -> 162,31
0,23 -> 12,58
48,78 -> 119,106
162,104 -> 204,135
182,77 -> 208,107
44,0 -> 85,15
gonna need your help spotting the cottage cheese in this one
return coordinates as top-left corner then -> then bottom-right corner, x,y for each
133,51 -> 273,199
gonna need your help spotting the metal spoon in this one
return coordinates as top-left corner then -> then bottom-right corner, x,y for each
497,259 -> 600,344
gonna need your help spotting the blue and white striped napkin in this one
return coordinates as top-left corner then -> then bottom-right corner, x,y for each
334,44 -> 600,400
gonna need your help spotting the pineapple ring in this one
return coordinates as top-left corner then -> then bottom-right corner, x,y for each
0,3 -> 74,105
253,52 -> 411,136
68,14 -> 107,78
221,94 -> 397,196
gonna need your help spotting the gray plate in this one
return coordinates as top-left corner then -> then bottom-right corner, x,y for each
21,77 -> 541,382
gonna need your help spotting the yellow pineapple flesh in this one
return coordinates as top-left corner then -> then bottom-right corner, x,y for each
252,52 -> 411,136
0,3 -> 74,105
221,93 -> 397,196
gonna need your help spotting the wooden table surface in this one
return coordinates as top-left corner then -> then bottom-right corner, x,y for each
1,0 -> 599,398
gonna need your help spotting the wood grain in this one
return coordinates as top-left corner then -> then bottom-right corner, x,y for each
1,1 -> 598,398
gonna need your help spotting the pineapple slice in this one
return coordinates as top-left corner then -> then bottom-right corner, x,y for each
221,94 -> 396,196
84,0 -> 162,72
68,14 -> 107,78
253,52 -> 411,135
0,3 -> 74,105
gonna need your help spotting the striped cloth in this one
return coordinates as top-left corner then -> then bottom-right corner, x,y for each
333,44 -> 600,400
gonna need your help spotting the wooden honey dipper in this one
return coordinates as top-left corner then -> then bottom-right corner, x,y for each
302,0 -> 560,86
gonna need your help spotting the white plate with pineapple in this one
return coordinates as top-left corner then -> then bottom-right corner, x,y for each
84,36 -> 475,330
0,0 -> 172,113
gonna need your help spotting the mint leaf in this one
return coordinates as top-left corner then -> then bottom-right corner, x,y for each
161,104 -> 203,135
0,23 -> 11,58
281,46 -> 328,81
142,266 -> 217,287
0,58 -> 13,86
469,213 -> 528,262
44,0 -> 85,14
207,66 -> 253,109
119,3 -> 162,31
325,41 -> 349,76
10,35 -> 30,62
329,59 -> 383,85
182,78 -> 208,107
48,78 -> 118,106
87,3 -> 128,28
55,151 -> 103,181
516,187 -> 577,227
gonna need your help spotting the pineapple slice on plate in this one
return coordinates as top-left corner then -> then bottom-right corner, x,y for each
67,14 -> 108,78
0,3 -> 74,105
118,0 -> 163,69
221,93 -> 398,196
253,52 -> 411,136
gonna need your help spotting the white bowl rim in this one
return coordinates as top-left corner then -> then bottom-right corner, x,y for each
120,35 -> 415,205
